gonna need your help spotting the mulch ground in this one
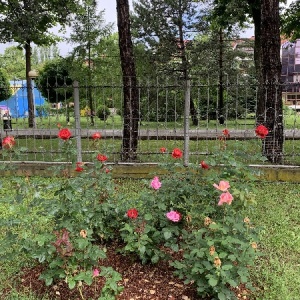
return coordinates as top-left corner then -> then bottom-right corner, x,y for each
3,242 -> 251,300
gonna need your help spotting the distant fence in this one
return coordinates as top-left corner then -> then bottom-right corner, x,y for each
1,77 -> 300,165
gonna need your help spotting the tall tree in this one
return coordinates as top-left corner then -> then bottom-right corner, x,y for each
0,46 -> 26,80
68,0 -> 113,125
0,69 -> 12,101
117,0 -> 140,161
281,0 -> 300,40
259,0 -> 283,163
132,0 -> 208,126
210,0 -> 283,162
0,0 -> 78,128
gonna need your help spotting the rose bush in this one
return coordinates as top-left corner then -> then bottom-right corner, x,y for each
1,127 -> 266,299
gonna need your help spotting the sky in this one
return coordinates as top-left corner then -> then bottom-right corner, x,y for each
0,0 -> 294,56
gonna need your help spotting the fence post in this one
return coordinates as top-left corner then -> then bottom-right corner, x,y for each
183,80 -> 191,166
73,81 -> 82,163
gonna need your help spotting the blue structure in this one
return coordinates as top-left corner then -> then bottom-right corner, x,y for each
1,80 -> 47,118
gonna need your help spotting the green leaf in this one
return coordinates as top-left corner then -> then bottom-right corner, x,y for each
164,231 -> 172,240
221,264 -> 233,271
170,243 -> 179,252
139,245 -> 146,255
218,292 -> 226,300
68,278 -> 76,289
45,276 -> 53,286
144,213 -> 152,220
219,252 -> 228,259
208,277 -> 218,287
77,238 -> 89,249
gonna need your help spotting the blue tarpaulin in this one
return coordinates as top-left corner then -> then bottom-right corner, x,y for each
0,80 -> 47,118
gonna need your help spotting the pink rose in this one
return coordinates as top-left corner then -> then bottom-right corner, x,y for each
213,180 -> 230,192
2,136 -> 15,149
151,176 -> 162,190
166,211 -> 181,222
93,268 -> 99,277
218,192 -> 234,206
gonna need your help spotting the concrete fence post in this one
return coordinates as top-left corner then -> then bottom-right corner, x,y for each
73,81 -> 82,163
183,80 -> 191,166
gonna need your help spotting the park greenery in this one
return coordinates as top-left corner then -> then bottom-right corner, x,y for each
1,126 -> 300,299
0,0 -> 298,159
0,1 -> 300,299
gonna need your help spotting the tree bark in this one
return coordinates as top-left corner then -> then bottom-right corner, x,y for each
259,0 -> 283,163
117,0 -> 139,161
25,41 -> 35,128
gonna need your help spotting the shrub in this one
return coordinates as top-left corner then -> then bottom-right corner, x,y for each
96,105 -> 111,120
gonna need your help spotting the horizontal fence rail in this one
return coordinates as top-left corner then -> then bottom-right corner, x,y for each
0,78 -> 300,165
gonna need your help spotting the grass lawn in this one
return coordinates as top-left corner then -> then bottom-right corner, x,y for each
0,176 -> 299,299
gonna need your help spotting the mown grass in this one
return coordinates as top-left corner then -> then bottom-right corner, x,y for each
0,176 -> 299,300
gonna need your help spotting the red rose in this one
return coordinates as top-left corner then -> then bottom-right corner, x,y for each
160,147 -> 167,153
171,148 -> 183,159
2,136 -> 15,149
222,129 -> 230,138
200,161 -> 209,169
97,154 -> 108,162
75,162 -> 84,172
127,208 -> 138,219
92,132 -> 101,140
255,125 -> 269,139
58,128 -> 72,140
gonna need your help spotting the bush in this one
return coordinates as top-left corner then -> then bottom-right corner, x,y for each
96,105 -> 111,120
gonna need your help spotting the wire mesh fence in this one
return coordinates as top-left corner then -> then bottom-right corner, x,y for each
1,76 -> 300,165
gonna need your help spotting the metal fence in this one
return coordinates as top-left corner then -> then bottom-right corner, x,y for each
1,77 -> 300,165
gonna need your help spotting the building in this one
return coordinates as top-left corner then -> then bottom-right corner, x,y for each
281,39 -> 300,106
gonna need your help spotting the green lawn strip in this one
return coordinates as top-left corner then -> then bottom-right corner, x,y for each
247,182 -> 300,300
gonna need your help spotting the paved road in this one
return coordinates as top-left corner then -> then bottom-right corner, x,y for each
1,128 -> 300,140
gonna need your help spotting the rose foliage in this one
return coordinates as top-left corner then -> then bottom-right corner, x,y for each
0,129 -> 265,299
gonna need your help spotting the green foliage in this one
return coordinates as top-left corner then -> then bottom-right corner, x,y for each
281,0 -> 300,40
96,105 -> 111,120
99,267 -> 124,299
0,46 -> 26,80
0,68 -> 12,100
0,160 -> 122,295
68,0 -> 113,59
0,130 -> 264,299
37,57 -> 73,103
0,0 -> 77,46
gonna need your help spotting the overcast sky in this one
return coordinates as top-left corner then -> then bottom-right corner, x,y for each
0,0 -> 294,56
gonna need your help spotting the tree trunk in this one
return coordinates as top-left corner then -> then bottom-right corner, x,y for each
117,0 -> 139,161
25,41 -> 35,128
260,0 -> 283,163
